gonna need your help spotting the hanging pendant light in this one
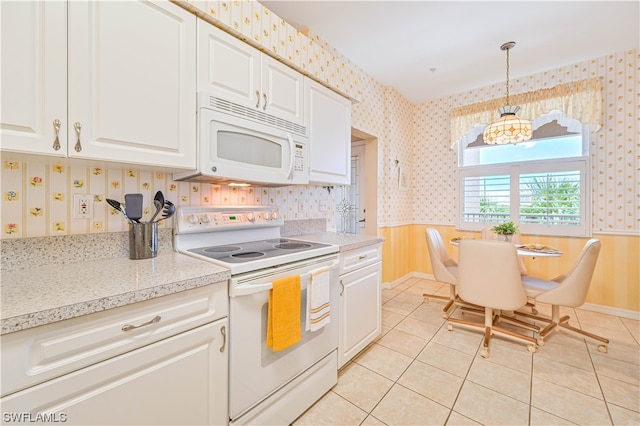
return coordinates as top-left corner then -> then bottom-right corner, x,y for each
483,41 -> 533,145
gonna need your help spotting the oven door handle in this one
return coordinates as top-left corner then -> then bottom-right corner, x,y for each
231,260 -> 340,297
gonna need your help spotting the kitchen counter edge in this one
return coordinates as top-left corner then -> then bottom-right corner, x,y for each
296,232 -> 385,252
1,253 -> 231,335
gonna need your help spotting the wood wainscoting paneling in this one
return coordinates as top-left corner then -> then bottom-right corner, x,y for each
380,224 -> 639,313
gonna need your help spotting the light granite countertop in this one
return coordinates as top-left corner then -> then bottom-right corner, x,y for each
0,230 -> 383,336
1,254 -> 230,335
296,232 -> 385,252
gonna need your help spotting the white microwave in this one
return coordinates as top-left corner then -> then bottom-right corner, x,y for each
174,93 -> 309,186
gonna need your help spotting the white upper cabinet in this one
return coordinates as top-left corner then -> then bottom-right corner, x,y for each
67,1 -> 196,168
305,78 -> 352,185
197,20 -> 304,127
1,0 -> 197,170
1,1 -> 67,155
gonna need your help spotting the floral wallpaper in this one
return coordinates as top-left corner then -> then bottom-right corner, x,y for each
0,160 -> 337,238
1,0 -> 637,238
412,49 -> 639,234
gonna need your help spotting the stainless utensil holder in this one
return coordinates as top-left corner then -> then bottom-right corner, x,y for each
129,222 -> 158,260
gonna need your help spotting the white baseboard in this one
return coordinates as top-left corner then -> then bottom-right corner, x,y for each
383,272 -> 640,320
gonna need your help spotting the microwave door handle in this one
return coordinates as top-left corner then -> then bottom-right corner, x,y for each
285,132 -> 295,179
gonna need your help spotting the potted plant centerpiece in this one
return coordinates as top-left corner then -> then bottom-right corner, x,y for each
491,221 -> 518,242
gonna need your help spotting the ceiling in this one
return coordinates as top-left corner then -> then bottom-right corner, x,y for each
259,1 -> 640,103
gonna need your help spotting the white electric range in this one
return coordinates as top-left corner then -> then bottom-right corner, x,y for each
174,206 -> 340,425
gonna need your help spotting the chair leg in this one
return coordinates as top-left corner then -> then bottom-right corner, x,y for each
448,307 -> 537,358
497,312 -> 540,333
514,305 -> 609,352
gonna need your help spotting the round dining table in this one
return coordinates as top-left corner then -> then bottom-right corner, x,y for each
449,238 -> 563,257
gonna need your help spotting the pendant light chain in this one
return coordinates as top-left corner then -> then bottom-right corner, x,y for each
505,46 -> 510,105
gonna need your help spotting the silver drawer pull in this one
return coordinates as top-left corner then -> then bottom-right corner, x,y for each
262,93 -> 267,110
256,90 -> 260,108
219,325 -> 226,353
121,315 -> 161,332
339,279 -> 345,296
359,255 -> 367,260
73,122 -> 82,152
52,119 -> 61,151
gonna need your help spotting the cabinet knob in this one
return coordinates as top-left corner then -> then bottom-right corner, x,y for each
52,119 -> 61,151
73,122 -> 82,152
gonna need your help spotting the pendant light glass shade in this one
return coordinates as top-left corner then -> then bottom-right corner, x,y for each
483,105 -> 533,144
484,42 -> 532,145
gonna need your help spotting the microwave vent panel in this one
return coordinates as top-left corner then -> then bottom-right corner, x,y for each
208,96 -> 307,136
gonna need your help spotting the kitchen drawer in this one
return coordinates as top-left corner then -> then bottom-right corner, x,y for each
1,281 -> 228,397
339,244 -> 382,276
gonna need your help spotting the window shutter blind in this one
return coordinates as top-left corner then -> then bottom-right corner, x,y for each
462,175 -> 510,223
519,171 -> 581,226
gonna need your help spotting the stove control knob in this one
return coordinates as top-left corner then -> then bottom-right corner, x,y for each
262,212 -> 270,220
200,214 -> 211,224
187,214 -> 199,224
246,213 -> 255,222
270,212 -> 279,220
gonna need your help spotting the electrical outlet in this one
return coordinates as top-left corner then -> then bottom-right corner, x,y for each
73,194 -> 94,219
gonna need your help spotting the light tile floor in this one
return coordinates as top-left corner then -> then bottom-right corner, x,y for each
293,277 -> 640,425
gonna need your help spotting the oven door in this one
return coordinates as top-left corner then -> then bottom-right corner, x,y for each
198,106 -> 309,186
228,255 -> 339,421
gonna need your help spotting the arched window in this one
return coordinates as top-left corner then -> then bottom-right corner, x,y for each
457,113 -> 590,237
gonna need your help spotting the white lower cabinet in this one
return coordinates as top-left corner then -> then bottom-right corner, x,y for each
0,283 -> 228,425
338,245 -> 382,368
1,320 -> 227,425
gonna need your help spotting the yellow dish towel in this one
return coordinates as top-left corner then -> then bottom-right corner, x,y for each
266,275 -> 301,352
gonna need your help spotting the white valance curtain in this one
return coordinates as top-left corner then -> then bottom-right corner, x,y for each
450,78 -> 603,147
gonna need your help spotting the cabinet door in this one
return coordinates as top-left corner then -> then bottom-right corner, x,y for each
339,261 -> 382,368
305,78 -> 351,185
1,319 -> 229,426
0,0 -> 67,156
68,0 -> 196,169
262,54 -> 305,126
197,19 -> 261,110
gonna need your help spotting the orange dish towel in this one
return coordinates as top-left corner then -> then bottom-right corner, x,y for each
266,275 -> 301,352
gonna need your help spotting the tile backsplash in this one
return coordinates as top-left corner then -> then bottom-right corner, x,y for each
0,157 -> 337,239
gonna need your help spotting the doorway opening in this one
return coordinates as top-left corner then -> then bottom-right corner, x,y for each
335,128 -> 378,235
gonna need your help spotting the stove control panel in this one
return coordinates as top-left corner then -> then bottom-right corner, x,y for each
175,206 -> 284,234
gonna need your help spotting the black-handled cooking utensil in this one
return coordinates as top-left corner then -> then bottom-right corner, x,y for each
124,193 -> 143,223
149,191 -> 164,222
161,200 -> 175,221
106,198 -> 133,224
150,199 -> 163,222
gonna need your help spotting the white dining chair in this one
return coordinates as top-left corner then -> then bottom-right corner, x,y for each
447,239 -> 538,358
423,228 -> 458,318
518,238 -> 609,352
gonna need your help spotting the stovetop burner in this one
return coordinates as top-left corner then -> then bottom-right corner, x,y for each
275,242 -> 313,249
203,246 -> 241,253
